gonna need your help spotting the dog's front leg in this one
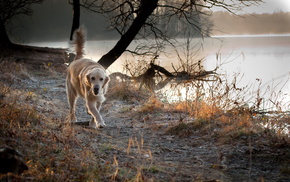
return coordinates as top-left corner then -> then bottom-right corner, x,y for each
86,101 -> 105,128
67,83 -> 77,123
96,101 -> 106,127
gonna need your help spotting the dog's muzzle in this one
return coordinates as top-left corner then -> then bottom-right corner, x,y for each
93,85 -> 100,95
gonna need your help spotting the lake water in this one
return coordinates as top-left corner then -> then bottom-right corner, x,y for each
30,35 -> 290,111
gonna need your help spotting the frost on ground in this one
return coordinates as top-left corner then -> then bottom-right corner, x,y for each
0,49 -> 289,181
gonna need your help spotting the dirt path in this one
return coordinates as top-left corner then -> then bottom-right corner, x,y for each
30,72 -> 222,181
0,48 -> 286,181
13,62 -> 286,182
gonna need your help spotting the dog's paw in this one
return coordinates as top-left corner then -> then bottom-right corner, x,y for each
100,122 -> 106,127
97,123 -> 106,129
89,122 -> 99,129
68,114 -> 77,123
89,121 -> 105,129
72,119 -> 78,123
99,125 -> 104,128
68,119 -> 78,125
89,118 -> 106,129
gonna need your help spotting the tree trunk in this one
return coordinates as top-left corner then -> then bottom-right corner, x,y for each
98,0 -> 158,69
70,0 -> 80,41
0,17 -> 12,47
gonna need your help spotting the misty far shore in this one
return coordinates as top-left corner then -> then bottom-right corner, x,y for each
8,5 -> 290,44
211,11 -> 290,36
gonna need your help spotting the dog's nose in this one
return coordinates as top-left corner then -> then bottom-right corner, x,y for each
93,86 -> 99,95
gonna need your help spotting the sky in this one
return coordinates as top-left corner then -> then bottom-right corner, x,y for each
246,0 -> 290,14
213,0 -> 290,14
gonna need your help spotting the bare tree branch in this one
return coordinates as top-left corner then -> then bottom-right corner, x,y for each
0,0 -> 44,46
0,0 -> 43,24
76,0 -> 262,68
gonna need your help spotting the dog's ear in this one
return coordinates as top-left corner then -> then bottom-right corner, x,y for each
85,73 -> 91,86
102,75 -> 110,88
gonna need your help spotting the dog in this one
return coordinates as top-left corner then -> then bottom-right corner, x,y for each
66,27 -> 110,128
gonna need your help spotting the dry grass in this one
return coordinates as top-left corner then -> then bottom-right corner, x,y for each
0,61 -> 107,181
138,96 -> 166,113
0,95 -> 105,181
0,51 -> 289,181
107,73 -> 151,103
165,78 -> 290,145
110,136 -> 154,182
0,86 -> 39,137
110,59 -> 289,145
0,60 -> 34,85
166,118 -> 209,137
0,60 -> 156,181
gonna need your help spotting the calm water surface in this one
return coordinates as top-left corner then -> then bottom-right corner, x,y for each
30,35 -> 290,110
204,35 -> 290,110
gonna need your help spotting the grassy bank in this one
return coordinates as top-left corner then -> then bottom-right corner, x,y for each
0,58 -> 289,181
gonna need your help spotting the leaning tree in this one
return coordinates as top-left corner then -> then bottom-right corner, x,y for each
70,0 -> 261,69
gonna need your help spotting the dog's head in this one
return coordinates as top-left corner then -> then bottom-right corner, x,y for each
85,68 -> 110,96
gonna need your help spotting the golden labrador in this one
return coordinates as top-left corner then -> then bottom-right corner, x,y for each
66,27 -> 110,128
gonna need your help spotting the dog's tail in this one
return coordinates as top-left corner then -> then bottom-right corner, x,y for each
72,27 -> 86,60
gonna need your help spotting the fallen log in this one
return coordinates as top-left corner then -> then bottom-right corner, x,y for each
109,62 -> 218,91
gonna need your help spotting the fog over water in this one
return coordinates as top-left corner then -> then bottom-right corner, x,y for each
203,35 -> 290,110
30,34 -> 290,110
9,0 -> 290,43
20,0 -> 290,110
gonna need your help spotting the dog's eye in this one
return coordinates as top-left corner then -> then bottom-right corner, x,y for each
100,78 -> 104,81
91,77 -> 95,81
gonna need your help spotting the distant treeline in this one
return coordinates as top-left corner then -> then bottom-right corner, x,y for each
8,0 -> 117,43
211,11 -> 290,35
8,0 -> 209,43
7,0 -> 290,43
